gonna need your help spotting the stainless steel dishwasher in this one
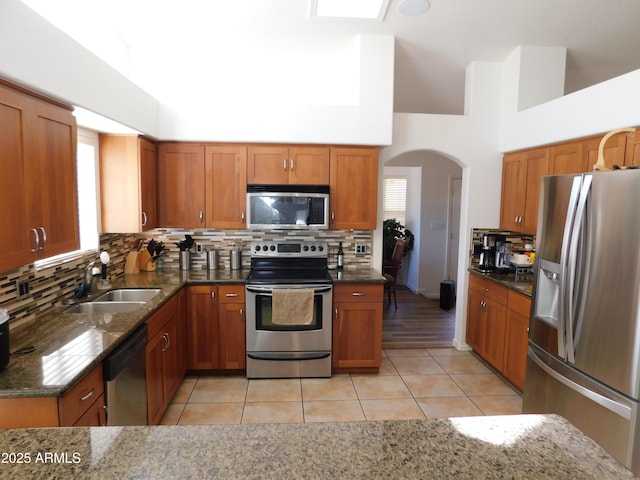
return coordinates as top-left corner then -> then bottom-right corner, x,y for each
103,323 -> 148,425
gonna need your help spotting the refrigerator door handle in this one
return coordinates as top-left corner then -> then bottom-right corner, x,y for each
565,174 -> 592,364
558,176 -> 583,360
529,347 -> 632,420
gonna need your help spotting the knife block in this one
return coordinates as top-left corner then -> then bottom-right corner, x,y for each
124,252 -> 140,274
138,250 -> 156,271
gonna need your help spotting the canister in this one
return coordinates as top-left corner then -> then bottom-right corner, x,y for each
230,249 -> 241,270
179,250 -> 191,271
0,308 -> 9,371
207,249 -> 218,271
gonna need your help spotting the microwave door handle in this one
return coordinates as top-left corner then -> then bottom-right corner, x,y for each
557,176 -> 583,360
565,174 -> 592,364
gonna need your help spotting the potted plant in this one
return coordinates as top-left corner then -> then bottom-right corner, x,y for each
383,218 -> 414,261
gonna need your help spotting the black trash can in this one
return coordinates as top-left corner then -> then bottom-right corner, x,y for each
440,280 -> 456,310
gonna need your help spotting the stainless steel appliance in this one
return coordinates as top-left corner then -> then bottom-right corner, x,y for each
246,185 -> 330,229
478,233 -> 500,272
103,323 -> 148,425
245,240 -> 332,378
523,169 -> 640,474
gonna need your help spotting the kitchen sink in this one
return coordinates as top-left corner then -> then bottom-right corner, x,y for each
93,288 -> 162,303
68,301 -> 147,314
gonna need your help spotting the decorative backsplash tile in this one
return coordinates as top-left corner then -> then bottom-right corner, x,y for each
0,229 -> 372,331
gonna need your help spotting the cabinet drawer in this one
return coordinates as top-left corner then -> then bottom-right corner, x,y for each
468,275 -> 508,305
508,291 -> 532,317
58,364 -> 104,426
219,285 -> 245,303
147,294 -> 179,339
333,284 -> 383,303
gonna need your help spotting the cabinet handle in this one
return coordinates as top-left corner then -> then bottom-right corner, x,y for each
199,211 -> 204,223
102,405 -> 108,426
211,291 -> 216,302
241,211 -> 245,222
141,211 -> 148,227
483,287 -> 489,292
161,333 -> 169,352
38,227 -> 47,250
165,332 -> 171,350
335,308 -> 338,318
352,292 -> 365,296
290,159 -> 294,171
226,293 -> 239,297
283,159 -> 287,171
79,388 -> 95,402
240,308 -> 244,319
30,228 -> 40,253
331,212 -> 335,221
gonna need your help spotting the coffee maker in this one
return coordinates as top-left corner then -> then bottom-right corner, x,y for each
478,233 -> 499,272
494,240 -> 512,273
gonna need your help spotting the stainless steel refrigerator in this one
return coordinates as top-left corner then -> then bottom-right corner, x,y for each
523,169 -> 640,474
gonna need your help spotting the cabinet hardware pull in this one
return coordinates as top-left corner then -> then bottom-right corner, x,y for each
38,227 -> 47,250
199,211 -> 204,223
161,333 -> 169,352
141,211 -> 148,227
211,291 -> 216,302
30,228 -> 40,253
290,159 -> 294,171
226,293 -> 239,297
240,308 -> 244,319
80,388 -> 94,402
331,212 -> 335,221
103,405 -> 108,426
352,292 -> 365,296
283,159 -> 287,171
241,211 -> 245,222
165,332 -> 171,350
335,308 -> 338,318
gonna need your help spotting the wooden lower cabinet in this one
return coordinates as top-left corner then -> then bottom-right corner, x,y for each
146,292 -> 186,425
466,274 -> 530,391
332,284 -> 383,371
186,284 -> 246,371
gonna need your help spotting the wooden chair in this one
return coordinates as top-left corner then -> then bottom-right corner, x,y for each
383,238 -> 406,309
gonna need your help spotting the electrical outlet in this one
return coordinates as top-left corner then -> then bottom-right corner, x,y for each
195,243 -> 203,254
16,280 -> 30,299
355,244 -> 367,255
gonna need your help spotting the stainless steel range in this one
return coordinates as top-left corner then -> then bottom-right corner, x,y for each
245,240 -> 333,378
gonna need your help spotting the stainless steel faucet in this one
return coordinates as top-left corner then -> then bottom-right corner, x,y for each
84,261 -> 96,297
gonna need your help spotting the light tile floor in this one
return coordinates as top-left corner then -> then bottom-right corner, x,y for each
159,348 -> 522,426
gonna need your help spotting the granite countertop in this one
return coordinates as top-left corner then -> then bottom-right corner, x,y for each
329,267 -> 386,283
468,268 -> 533,297
0,415 -> 633,479
0,267 -> 384,398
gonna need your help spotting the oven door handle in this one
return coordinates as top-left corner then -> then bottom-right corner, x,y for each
247,352 -> 331,361
246,286 -> 332,294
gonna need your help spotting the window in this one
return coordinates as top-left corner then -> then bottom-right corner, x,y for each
383,175 -> 407,225
35,128 -> 99,268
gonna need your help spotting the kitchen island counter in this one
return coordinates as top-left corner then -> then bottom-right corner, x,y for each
0,414 -> 633,479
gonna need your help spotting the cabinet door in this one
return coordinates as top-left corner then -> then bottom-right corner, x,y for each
175,288 -> 188,382
218,303 -> 246,370
205,145 -> 247,228
499,152 -> 526,232
139,138 -> 158,231
504,309 -> 529,392
549,141 -> 585,175
466,289 -> 485,352
584,134 -> 626,171
163,316 -> 182,401
289,146 -> 330,184
522,148 -> 549,235
146,330 -> 167,425
158,143 -> 205,228
0,86 -> 32,271
482,298 -> 507,371
332,302 -> 383,369
625,130 -> 640,167
247,145 -> 289,184
329,147 -> 378,230
73,393 -> 106,426
186,286 -> 219,370
26,100 -> 79,258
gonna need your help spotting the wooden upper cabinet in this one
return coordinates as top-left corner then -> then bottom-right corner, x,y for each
247,145 -> 329,185
0,82 -> 78,271
100,135 -> 158,233
499,152 -> 527,232
625,130 -> 640,167
205,145 -> 247,228
584,133 -> 627,171
522,148 -> 549,235
549,141 -> 584,175
158,143 -> 206,228
329,147 -> 378,230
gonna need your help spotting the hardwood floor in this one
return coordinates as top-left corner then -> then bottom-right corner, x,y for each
383,286 -> 455,349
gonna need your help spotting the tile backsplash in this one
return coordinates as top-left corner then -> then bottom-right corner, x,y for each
0,229 -> 372,331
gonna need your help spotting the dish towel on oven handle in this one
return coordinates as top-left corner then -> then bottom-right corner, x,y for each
272,289 -> 314,325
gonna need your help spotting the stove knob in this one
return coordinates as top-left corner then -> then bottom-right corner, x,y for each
255,245 -> 261,252
303,245 -> 309,251
270,245 -> 276,251
318,245 -> 324,252
310,245 -> 316,252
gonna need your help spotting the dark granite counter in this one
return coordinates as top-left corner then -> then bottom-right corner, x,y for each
0,414 -> 633,479
468,268 -> 533,296
329,267 -> 385,284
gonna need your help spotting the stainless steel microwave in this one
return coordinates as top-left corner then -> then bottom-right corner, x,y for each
246,185 -> 330,229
